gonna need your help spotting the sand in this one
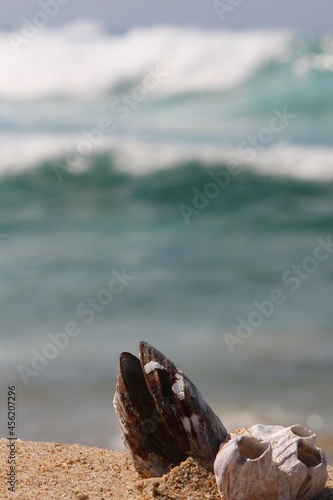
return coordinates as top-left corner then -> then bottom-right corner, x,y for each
0,439 -> 332,499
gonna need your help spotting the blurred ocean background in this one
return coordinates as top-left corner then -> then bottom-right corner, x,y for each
0,22 -> 332,460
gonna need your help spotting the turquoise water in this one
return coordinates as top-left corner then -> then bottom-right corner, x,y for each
0,24 -> 332,457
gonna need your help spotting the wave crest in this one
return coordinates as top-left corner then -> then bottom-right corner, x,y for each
1,23 -> 291,99
1,135 -> 333,181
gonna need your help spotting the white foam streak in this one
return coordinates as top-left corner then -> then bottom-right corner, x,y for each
0,23 -> 291,99
0,133 -> 91,174
1,134 -> 333,182
247,143 -> 333,180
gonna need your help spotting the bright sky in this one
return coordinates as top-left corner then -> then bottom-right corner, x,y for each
0,0 -> 332,34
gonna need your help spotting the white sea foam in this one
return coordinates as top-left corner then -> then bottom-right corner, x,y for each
245,143 -> 333,180
0,23 -> 330,183
0,23 -> 291,99
1,134 -> 333,182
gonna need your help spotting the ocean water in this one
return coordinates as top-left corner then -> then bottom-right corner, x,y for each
0,23 -> 332,460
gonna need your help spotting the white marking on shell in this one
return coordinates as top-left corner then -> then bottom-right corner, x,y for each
144,361 -> 166,374
190,414 -> 200,433
182,414 -> 200,434
182,416 -> 192,434
172,373 -> 185,400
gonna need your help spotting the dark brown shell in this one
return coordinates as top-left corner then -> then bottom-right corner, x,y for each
113,341 -> 228,477
113,350 -> 187,477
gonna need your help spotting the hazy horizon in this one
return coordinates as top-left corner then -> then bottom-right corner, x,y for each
0,0 -> 332,35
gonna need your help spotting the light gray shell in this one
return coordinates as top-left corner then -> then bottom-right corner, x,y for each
214,424 -> 328,500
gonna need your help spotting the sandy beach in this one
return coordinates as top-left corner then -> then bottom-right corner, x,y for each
0,438 -> 332,499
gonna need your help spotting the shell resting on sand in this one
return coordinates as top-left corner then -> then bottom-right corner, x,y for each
214,424 -> 328,500
113,342 -> 327,498
113,341 -> 228,477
